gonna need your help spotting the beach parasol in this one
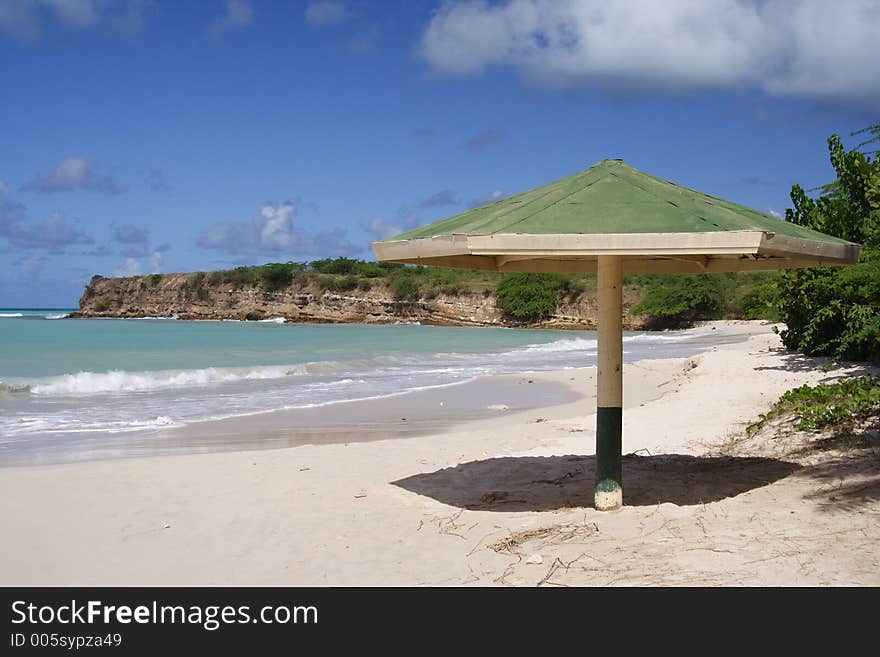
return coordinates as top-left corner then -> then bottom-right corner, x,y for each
371,159 -> 861,510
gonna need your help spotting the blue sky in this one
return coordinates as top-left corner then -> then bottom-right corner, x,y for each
0,0 -> 877,307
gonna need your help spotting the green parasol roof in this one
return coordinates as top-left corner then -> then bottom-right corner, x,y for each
372,159 -> 860,274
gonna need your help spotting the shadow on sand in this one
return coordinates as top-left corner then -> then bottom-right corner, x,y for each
393,453 -> 801,511
753,346 -> 877,378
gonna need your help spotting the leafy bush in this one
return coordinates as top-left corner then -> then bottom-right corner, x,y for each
777,127 -> 880,362
208,267 -> 260,288
630,274 -> 726,325
318,274 -> 359,292
727,271 -> 781,320
94,298 -> 112,312
777,252 -> 880,361
259,263 -> 295,292
496,273 -> 565,322
391,275 -> 421,301
190,272 -> 211,302
311,257 -> 358,275
748,376 -> 880,434
150,273 -> 162,286
309,257 -> 384,277
337,275 -> 358,291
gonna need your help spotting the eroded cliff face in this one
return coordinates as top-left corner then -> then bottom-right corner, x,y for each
73,273 -> 649,329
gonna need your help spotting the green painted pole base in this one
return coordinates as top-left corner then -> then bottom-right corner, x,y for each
595,406 -> 622,511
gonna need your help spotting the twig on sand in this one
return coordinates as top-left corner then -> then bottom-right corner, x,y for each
537,552 -> 589,587
489,527 -> 558,553
488,521 -> 600,554
434,510 -> 467,539
467,531 -> 497,557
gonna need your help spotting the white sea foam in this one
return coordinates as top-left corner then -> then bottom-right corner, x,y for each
0,382 -> 31,394
29,365 -> 302,396
258,317 -> 287,324
511,337 -> 598,354
510,327 -> 716,355
0,312 -> 24,318
44,313 -> 69,320
623,327 -> 720,343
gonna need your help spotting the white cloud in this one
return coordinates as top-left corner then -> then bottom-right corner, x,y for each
0,0 -> 153,41
42,0 -> 101,28
111,247 -> 164,277
148,249 -> 163,274
1,185 -> 94,252
767,209 -> 782,219
208,0 -> 253,37
21,156 -> 126,194
113,257 -> 141,277
419,0 -> 880,108
305,1 -> 350,26
112,223 -> 149,245
198,201 -> 361,257
2,210 -> 94,251
366,212 -> 421,241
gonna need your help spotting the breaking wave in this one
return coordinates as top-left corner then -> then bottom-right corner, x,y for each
28,365 -> 308,396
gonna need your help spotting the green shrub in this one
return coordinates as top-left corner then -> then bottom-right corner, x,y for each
315,275 -> 339,291
728,272 -> 781,320
748,376 -> 880,434
391,275 -> 421,301
310,257 -> 359,275
496,273 -> 565,322
777,252 -> 880,361
210,266 -> 260,288
631,274 -> 726,325
337,275 -> 358,292
94,298 -> 112,312
259,263 -> 295,292
150,273 -> 162,286
777,128 -> 880,362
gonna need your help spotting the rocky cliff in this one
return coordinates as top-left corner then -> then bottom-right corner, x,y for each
73,273 -> 649,330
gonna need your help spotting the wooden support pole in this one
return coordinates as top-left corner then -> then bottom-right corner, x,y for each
595,255 -> 623,511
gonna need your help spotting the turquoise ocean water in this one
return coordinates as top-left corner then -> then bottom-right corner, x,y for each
1,309 -> 743,456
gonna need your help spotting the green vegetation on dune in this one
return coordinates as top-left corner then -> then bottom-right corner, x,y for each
747,125 -> 880,440
748,376 -> 880,435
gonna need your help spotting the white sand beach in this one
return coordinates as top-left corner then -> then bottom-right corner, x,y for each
1,321 -> 877,586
